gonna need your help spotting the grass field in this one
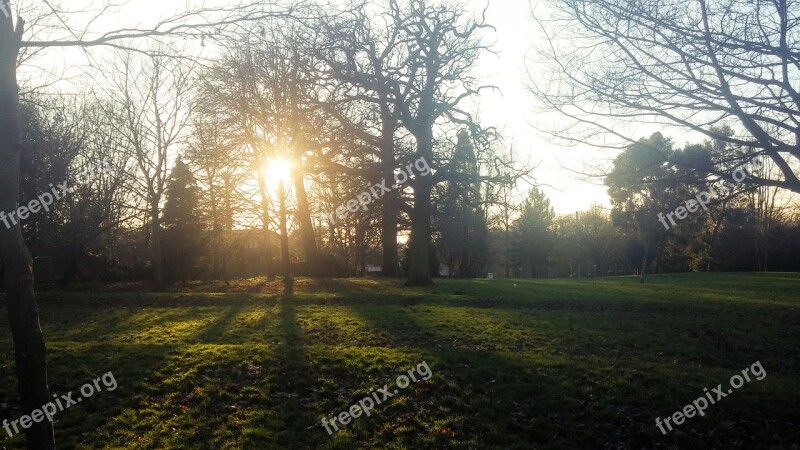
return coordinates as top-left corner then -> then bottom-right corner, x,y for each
0,273 -> 798,449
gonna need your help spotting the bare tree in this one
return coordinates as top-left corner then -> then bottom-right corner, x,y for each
389,0 -> 494,286
530,0 -> 800,193
574,204 -> 622,276
185,115 -> 240,283
198,20 -> 327,283
746,157 -> 794,271
104,49 -> 195,289
21,96 -> 133,284
310,3 -> 408,277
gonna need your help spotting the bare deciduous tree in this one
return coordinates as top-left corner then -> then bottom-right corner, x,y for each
389,0 -> 494,286
531,0 -> 800,192
106,49 -> 195,289
311,3 -> 407,277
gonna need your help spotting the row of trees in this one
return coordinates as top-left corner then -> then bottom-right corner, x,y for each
19,0 -> 800,293
12,0 -> 521,294
516,0 -> 800,283
19,92 -> 800,289
509,133 -> 800,280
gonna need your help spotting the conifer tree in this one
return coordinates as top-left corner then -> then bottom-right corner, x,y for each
162,157 -> 206,282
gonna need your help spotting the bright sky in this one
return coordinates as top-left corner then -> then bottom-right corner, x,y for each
20,0 -> 622,215
464,0 -> 618,214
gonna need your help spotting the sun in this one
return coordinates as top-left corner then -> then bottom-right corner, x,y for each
264,158 -> 293,182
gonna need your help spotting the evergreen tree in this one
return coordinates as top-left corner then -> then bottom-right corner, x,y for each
514,188 -> 556,278
162,157 -> 206,282
437,130 -> 488,277
606,132 -> 715,279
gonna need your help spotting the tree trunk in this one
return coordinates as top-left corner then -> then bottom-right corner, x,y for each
640,241 -> 649,284
505,216 -> 511,278
0,13 -> 55,449
292,173 -> 321,276
278,179 -> 293,294
150,205 -> 163,290
406,136 -> 434,286
257,174 -> 275,281
707,212 -> 724,272
379,125 -> 399,277
355,219 -> 367,277
380,199 -> 399,277
458,219 -> 471,278
221,174 -> 233,285
208,178 -> 222,278
407,213 -> 432,286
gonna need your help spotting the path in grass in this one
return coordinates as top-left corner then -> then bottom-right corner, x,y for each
0,273 -> 798,449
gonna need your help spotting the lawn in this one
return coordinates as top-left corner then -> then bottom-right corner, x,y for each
0,273 -> 798,449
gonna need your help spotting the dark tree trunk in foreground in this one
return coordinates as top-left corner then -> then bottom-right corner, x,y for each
0,10 -> 55,449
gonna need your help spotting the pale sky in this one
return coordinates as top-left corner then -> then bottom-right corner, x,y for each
468,0 -> 616,214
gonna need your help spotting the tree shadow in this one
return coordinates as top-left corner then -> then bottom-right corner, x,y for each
234,296 -> 351,449
193,303 -> 246,343
344,299 -> 800,449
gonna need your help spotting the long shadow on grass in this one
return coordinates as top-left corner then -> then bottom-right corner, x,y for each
49,303 -> 270,448
237,298 -> 339,449
0,341 -> 180,449
342,303 -> 604,448
338,294 -> 799,375
344,301 -> 800,449
194,303 -> 246,343
71,301 -> 279,448
0,299 -> 200,449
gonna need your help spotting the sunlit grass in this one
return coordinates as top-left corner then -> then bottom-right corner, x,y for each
0,273 -> 798,448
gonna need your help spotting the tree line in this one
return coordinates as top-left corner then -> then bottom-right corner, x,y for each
10,1 -> 521,292
9,0 -> 800,293
512,132 -> 800,281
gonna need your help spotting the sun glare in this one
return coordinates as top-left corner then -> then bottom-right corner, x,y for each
265,158 -> 293,182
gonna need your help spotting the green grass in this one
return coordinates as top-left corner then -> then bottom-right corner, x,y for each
0,273 -> 798,449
